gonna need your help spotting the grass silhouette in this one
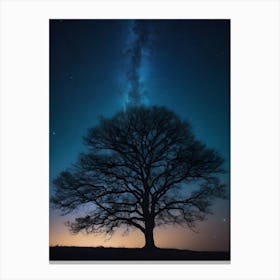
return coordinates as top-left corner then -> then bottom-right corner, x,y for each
50,246 -> 230,261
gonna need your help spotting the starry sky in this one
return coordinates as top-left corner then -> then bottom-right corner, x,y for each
50,19 -> 230,251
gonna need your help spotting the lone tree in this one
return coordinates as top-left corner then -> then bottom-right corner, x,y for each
52,106 -> 226,249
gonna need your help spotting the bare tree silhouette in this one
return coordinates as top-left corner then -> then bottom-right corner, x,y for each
51,106 -> 226,249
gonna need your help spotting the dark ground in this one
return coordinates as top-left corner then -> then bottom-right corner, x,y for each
49,246 -> 230,261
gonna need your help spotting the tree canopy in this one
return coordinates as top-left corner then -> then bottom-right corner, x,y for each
52,106 -> 226,249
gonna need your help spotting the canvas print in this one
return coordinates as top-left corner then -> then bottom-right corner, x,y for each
50,19 -> 230,261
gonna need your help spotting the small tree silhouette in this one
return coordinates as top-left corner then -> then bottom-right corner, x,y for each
52,106 -> 226,249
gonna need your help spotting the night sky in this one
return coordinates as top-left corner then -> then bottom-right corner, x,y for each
50,20 -> 230,251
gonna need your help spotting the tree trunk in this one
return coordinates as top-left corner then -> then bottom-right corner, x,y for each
143,219 -> 156,249
142,188 -> 156,249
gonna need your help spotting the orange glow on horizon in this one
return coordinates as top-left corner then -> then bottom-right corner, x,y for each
50,211 -> 229,251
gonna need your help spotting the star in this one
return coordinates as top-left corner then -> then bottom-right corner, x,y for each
52,131 -> 56,136
222,218 -> 227,222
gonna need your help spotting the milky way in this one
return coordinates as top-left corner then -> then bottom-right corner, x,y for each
122,20 -> 154,109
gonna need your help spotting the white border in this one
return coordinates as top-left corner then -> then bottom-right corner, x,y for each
0,0 -> 279,279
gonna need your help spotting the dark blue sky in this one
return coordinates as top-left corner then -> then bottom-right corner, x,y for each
50,19 -> 229,181
50,20 -> 230,249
